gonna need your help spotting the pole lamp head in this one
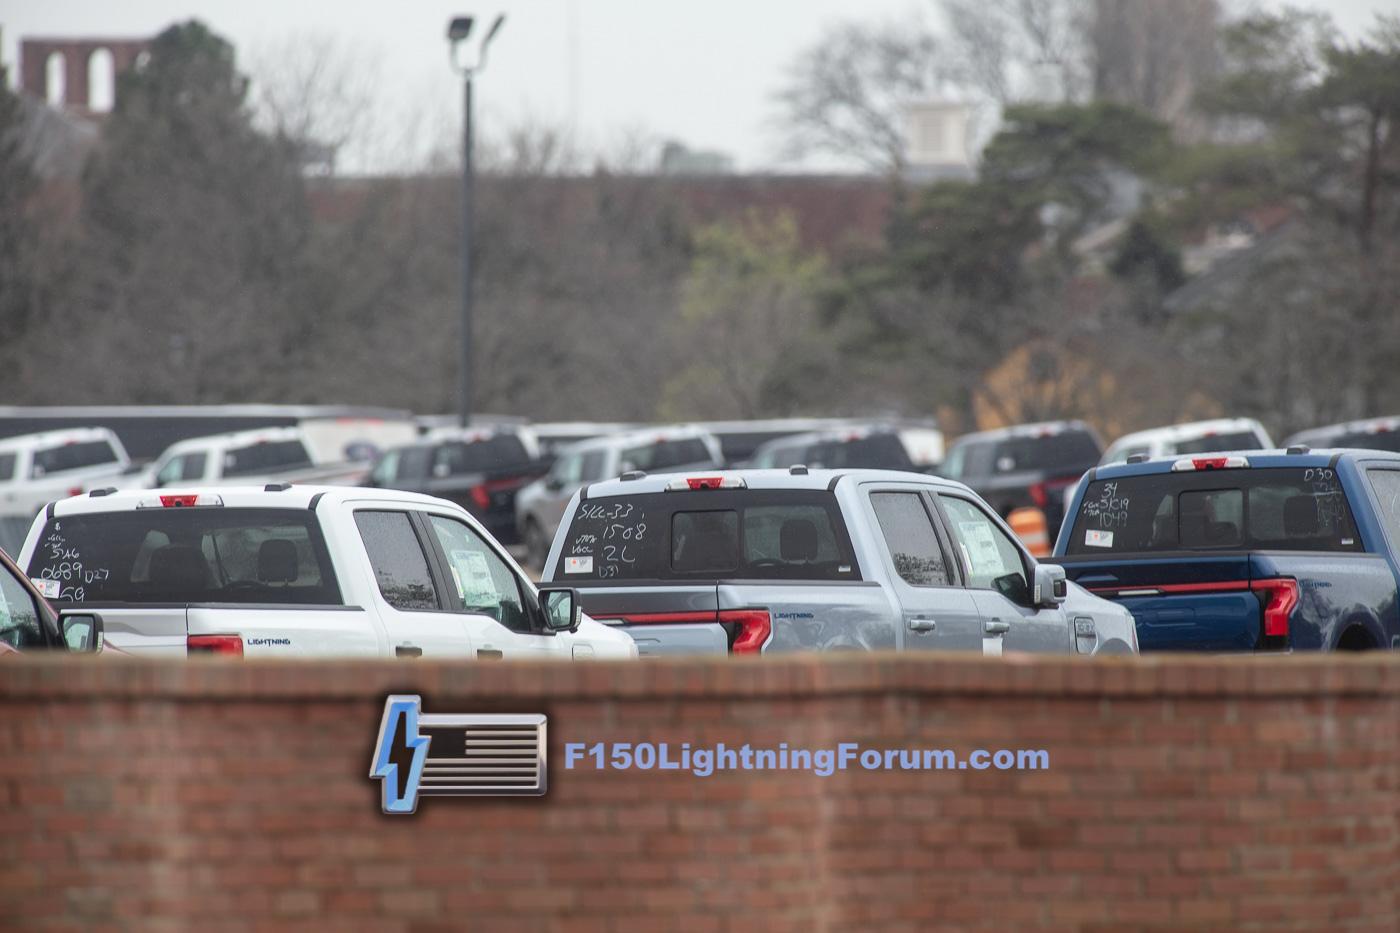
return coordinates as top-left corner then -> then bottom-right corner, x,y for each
446,16 -> 474,43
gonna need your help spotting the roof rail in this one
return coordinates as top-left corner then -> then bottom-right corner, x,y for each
88,487 -> 117,497
1125,453 -> 1149,464
264,482 -> 293,492
789,464 -> 809,475
619,471 -> 646,482
1285,445 -> 1310,455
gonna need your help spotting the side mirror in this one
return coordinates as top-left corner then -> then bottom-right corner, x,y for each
1033,563 -> 1068,609
545,476 -> 564,493
59,611 -> 104,653
538,587 -> 581,633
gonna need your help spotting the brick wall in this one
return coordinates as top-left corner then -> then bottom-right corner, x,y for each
2,654 -> 1397,931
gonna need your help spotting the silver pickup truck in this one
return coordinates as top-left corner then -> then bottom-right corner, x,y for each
539,467 -> 1137,657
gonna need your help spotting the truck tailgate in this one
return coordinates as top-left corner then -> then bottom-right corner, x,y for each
574,584 -> 726,657
1052,554 -> 1260,651
82,605 -> 188,656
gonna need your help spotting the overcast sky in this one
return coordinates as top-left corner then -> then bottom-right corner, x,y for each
2,0 -> 1396,173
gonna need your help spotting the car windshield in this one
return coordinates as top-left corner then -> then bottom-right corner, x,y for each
553,490 -> 860,581
1065,467 -> 1362,555
27,508 -> 342,605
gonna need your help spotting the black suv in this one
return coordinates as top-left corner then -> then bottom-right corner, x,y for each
940,421 -> 1102,537
365,428 -> 549,545
748,426 -> 917,472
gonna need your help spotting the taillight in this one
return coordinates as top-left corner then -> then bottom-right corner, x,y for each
187,635 -> 243,657
1250,578 -> 1298,643
721,609 -> 771,654
470,485 -> 491,510
1029,483 -> 1047,508
602,608 -> 772,655
66,486 -> 83,498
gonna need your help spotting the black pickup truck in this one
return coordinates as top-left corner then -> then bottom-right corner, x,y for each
365,428 -> 550,545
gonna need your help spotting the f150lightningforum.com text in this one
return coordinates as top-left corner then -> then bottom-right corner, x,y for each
564,742 -> 1051,777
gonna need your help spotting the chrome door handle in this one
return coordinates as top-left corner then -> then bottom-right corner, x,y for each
984,620 -> 1011,635
907,617 -> 937,632
395,644 -> 423,658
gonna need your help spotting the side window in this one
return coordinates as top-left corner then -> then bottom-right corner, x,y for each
155,457 -> 185,487
962,442 -> 994,479
579,451 -> 607,483
550,454 -> 584,486
0,566 -> 46,649
870,492 -> 950,586
398,447 -> 431,482
354,511 -> 440,611
427,515 -> 530,633
940,496 -> 1030,602
1368,470 -> 1400,550
370,450 -> 400,486
181,453 -> 207,481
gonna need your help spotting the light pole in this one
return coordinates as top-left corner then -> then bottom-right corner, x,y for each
446,14 -> 505,428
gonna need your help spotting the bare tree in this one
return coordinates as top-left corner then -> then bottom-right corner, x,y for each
775,16 -> 949,173
247,33 -> 383,173
940,0 -> 1094,106
1090,0 -> 1223,137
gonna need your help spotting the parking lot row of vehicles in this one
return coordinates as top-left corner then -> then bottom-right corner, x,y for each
7,406 -> 1400,661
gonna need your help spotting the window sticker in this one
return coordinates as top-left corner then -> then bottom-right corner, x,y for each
959,521 -> 1006,576
564,555 -> 593,574
451,549 -> 497,604
1084,529 -> 1114,548
31,578 -> 61,599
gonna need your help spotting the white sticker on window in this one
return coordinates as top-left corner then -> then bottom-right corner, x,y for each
31,578 -> 61,599
564,555 -> 593,574
452,549 -> 497,604
958,521 -> 1007,576
1085,529 -> 1114,548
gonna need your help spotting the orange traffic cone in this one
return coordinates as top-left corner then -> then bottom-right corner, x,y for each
1008,507 -> 1050,557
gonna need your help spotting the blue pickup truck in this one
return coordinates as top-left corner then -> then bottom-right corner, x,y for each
1050,449 -> 1400,652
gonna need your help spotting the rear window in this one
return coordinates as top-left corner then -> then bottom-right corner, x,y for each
809,434 -> 914,471
433,435 -> 533,475
27,508 -> 342,605
32,440 -> 119,477
554,490 -> 860,582
0,453 -> 15,482
224,440 -> 313,478
1172,431 -> 1266,455
619,438 -> 715,473
1328,431 -> 1400,453
1066,467 -> 1362,556
993,431 -> 1100,475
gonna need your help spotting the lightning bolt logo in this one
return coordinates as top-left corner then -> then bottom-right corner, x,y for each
370,695 -> 431,814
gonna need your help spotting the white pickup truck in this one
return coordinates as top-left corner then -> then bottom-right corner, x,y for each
0,428 -> 132,555
17,485 -> 636,661
102,426 -> 372,492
